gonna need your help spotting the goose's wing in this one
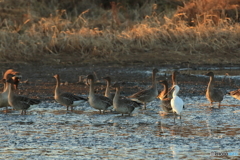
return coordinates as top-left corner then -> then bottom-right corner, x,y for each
95,95 -> 113,107
227,89 -> 240,100
61,92 -> 87,101
160,98 -> 172,112
213,88 -> 224,100
228,89 -> 240,96
122,98 -> 142,108
15,95 -> 41,105
128,88 -> 153,100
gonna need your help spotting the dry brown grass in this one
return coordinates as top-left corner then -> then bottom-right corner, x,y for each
0,0 -> 239,66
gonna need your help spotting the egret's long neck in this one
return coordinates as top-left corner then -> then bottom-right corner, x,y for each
172,89 -> 178,97
54,77 -> 60,96
207,76 -> 214,90
105,80 -> 110,97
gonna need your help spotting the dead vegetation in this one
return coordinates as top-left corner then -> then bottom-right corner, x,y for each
0,0 -> 239,66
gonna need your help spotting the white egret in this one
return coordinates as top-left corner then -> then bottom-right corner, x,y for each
170,85 -> 184,123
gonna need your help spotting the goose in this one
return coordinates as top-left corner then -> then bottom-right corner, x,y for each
113,82 -> 141,116
7,76 -> 41,115
169,71 -> 179,97
3,69 -> 21,90
227,89 -> 240,100
87,75 -> 113,114
170,85 -> 184,122
205,72 -> 224,108
158,79 -> 169,100
53,74 -> 87,111
158,80 -> 172,113
103,76 -> 115,100
0,79 -> 10,112
0,74 -> 20,112
128,68 -> 159,110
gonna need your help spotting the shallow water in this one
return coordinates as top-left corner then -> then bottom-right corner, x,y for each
0,67 -> 240,159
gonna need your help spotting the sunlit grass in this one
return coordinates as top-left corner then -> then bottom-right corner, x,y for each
0,0 -> 239,65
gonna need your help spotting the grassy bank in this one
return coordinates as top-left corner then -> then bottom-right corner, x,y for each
0,0 -> 240,66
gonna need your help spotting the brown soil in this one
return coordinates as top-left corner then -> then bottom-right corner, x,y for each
0,61 -> 236,104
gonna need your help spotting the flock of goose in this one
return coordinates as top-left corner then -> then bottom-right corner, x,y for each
1,68 -> 240,122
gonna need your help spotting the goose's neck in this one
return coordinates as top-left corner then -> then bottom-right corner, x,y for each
152,72 -> 157,89
172,72 -> 177,85
89,80 -> 95,96
105,80 -> 110,97
55,77 -> 60,96
8,83 -> 14,100
207,76 -> 214,90
162,83 -> 168,99
3,81 -> 7,92
113,87 -> 120,102
4,81 -> 11,93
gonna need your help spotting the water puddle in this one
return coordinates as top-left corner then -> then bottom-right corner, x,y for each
0,67 -> 240,159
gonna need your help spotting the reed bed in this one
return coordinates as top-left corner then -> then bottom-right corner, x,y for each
0,0 -> 239,65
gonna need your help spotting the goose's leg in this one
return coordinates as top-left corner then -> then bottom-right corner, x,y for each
71,106 -> 73,111
218,102 -> 221,108
174,112 -> 176,123
143,102 -> 146,110
210,102 -> 213,108
122,113 -> 124,116
180,114 -> 182,124
99,110 -> 101,114
67,106 -> 69,111
21,110 -> 23,115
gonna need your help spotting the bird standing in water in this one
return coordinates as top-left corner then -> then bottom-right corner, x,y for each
170,85 -> 184,123
128,68 -> 159,110
205,72 -> 224,108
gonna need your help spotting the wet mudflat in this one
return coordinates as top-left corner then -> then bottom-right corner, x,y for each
0,64 -> 240,159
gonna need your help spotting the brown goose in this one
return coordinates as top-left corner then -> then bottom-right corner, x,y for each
87,75 -> 113,114
157,71 -> 178,100
113,82 -> 141,116
53,74 -> 87,111
128,68 -> 159,110
158,79 -> 169,100
103,76 -> 115,100
0,79 -> 10,112
0,74 -> 19,112
206,72 -> 224,108
7,77 -> 41,115
158,80 -> 172,113
227,89 -> 240,100
3,69 -> 21,90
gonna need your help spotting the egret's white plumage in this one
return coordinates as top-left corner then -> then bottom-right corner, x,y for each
170,85 -> 183,121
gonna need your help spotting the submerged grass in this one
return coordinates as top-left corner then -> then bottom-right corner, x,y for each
0,0 -> 239,66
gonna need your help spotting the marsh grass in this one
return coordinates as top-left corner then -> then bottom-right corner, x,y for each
0,0 -> 239,65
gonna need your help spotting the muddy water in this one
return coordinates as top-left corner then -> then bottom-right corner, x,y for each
0,65 -> 240,159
